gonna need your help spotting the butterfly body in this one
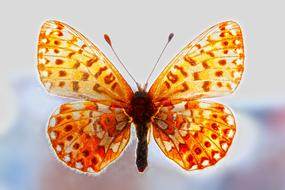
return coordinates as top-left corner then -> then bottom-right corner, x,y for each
128,89 -> 155,172
38,20 -> 244,174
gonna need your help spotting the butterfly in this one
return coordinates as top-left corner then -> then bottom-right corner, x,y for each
37,20 -> 244,173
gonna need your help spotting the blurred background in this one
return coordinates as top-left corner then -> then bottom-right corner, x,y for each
0,0 -> 285,190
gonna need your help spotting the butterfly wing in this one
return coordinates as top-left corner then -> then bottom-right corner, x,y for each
148,21 -> 244,105
37,20 -> 133,107
152,100 -> 235,170
149,21 -> 244,170
47,101 -> 131,173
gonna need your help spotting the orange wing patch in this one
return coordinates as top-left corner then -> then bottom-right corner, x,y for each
152,100 -> 236,170
47,101 -> 131,173
149,21 -> 244,105
37,20 -> 133,107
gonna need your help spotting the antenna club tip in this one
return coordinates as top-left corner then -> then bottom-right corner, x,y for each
104,34 -> 112,46
168,33 -> 174,42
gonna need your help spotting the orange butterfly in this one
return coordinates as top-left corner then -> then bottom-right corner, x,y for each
37,20 -> 244,173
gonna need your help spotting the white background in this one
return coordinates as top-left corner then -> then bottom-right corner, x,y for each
0,1 -> 285,190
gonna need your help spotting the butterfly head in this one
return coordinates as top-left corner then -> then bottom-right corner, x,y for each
137,82 -> 148,92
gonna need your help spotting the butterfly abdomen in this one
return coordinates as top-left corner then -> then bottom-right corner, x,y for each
128,90 -> 155,172
135,123 -> 148,172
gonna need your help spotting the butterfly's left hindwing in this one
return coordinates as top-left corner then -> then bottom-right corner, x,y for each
47,101 -> 131,173
152,100 -> 236,170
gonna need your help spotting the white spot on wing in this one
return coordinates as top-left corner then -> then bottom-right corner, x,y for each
163,140 -> 174,152
50,131 -> 57,140
172,102 -> 186,112
115,112 -> 127,121
110,142 -> 120,152
56,145 -> 62,152
38,58 -> 47,64
99,133 -> 113,152
156,120 -> 168,130
202,159 -> 209,166
45,29 -> 52,35
116,121 -> 127,131
213,152 -> 221,160
75,161 -> 83,169
231,29 -> 237,36
72,112 -> 80,120
49,117 -> 56,127
233,71 -> 241,79
44,82 -> 51,90
227,129 -> 234,138
97,104 -> 110,112
41,38 -> 48,43
118,138 -> 128,152
63,154 -> 71,162
226,115 -> 235,125
87,167 -> 95,172
221,142 -> 229,151
179,129 -> 188,137
74,102 -> 85,110
38,48 -> 46,54
41,71 -> 48,77
236,48 -> 243,54
190,165 -> 198,170
172,114 -> 177,121
94,124 -> 104,139
236,59 -> 243,65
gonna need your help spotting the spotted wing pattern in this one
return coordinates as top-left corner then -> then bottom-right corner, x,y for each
152,100 -> 236,170
149,21 -> 244,105
47,101 -> 131,173
37,20 -> 133,107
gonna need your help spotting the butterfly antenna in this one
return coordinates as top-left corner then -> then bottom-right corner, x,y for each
104,34 -> 139,87
145,33 -> 174,89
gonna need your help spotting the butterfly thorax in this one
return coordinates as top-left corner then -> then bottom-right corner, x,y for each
129,90 -> 155,125
128,90 -> 155,172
